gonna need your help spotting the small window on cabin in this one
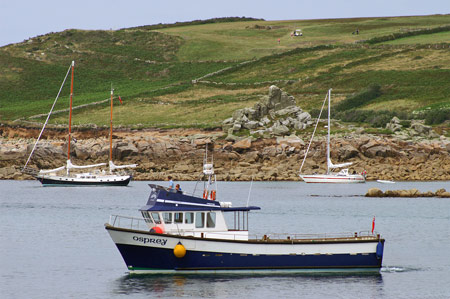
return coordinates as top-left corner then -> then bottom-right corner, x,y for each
185,212 -> 194,224
142,211 -> 153,224
195,212 -> 205,228
206,212 -> 216,228
174,212 -> 183,224
151,212 -> 161,224
162,212 -> 172,224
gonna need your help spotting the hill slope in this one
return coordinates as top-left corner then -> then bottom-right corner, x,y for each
0,15 -> 449,129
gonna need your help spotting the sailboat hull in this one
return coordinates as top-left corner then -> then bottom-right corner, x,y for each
36,174 -> 132,186
300,174 -> 365,183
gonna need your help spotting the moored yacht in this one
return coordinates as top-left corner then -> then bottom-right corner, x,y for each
23,61 -> 136,186
299,89 -> 366,183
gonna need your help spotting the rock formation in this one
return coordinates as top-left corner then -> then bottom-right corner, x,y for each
222,85 -> 312,140
386,117 -> 439,139
365,188 -> 450,198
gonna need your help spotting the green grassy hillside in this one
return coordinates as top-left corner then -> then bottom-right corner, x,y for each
0,15 -> 449,128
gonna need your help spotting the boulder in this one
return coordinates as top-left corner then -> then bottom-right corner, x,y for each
363,144 -> 399,158
338,144 -> 360,160
274,106 -> 300,117
435,188 -> 447,197
366,188 -> 384,197
232,138 -> 252,151
386,117 -> 402,132
115,144 -> 139,159
0,145 -> 27,161
232,123 -> 242,132
243,121 -> 259,130
297,111 -> 311,123
74,145 -> 90,160
411,121 -> 433,136
271,123 -> 290,136
276,135 -> 305,148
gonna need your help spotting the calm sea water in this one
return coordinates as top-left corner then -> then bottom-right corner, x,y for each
1,180 -> 450,299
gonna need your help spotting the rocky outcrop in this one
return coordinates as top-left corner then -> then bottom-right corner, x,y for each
386,117 -> 402,132
366,188 -> 450,198
385,117 -> 439,139
1,124 -> 450,182
222,85 -> 312,139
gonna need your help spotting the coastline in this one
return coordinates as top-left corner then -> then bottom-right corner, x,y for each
1,125 -> 450,182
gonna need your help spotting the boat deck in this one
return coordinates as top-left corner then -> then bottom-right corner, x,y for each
106,215 -> 383,244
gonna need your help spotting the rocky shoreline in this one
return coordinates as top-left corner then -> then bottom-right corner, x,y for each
366,188 -> 450,197
1,124 -> 450,182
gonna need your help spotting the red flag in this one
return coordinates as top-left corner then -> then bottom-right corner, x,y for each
371,216 -> 375,234
118,96 -> 123,104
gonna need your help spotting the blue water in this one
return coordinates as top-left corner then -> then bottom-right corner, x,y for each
1,180 -> 450,298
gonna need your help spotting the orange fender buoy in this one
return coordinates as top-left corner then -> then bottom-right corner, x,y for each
173,242 -> 186,258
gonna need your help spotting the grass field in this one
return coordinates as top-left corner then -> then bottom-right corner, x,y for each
0,15 -> 449,128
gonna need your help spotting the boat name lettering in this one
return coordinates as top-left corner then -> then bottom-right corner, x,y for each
133,236 -> 167,246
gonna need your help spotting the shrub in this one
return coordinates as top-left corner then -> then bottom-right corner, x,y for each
424,109 -> 450,125
399,120 -> 411,127
333,109 -> 412,128
335,84 -> 382,112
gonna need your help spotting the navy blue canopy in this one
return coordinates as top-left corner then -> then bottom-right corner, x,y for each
139,184 -> 260,212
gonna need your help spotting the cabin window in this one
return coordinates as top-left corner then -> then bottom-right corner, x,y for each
206,212 -> 216,228
195,212 -> 205,228
174,212 -> 183,224
142,211 -> 153,224
162,212 -> 172,224
185,212 -> 194,224
151,212 -> 161,224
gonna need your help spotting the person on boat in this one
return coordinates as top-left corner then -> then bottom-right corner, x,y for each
175,184 -> 182,193
167,176 -> 175,191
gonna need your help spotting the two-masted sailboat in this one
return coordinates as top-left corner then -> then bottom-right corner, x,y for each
23,61 -> 136,186
299,89 -> 366,183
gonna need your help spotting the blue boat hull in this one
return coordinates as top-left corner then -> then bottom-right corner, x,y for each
113,241 -> 383,273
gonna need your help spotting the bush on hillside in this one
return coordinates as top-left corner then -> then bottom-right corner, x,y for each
334,84 -> 382,112
424,109 -> 450,125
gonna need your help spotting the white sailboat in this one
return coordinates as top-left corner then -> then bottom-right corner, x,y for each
23,61 -> 136,186
299,89 -> 366,183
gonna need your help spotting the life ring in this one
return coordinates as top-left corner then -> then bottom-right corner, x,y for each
210,190 -> 216,201
203,189 -> 209,199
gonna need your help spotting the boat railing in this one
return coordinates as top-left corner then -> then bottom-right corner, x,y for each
108,214 -> 148,231
250,231 -> 380,241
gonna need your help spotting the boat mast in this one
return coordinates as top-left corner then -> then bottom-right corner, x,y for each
109,87 -> 114,165
326,88 -> 331,175
67,61 -> 75,175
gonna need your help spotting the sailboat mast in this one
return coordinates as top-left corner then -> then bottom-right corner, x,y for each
326,88 -> 331,175
109,88 -> 114,162
68,61 -> 75,161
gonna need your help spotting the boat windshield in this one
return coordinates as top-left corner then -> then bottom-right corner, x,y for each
151,212 -> 161,224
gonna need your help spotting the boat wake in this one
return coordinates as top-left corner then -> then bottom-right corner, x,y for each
381,266 -> 418,273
